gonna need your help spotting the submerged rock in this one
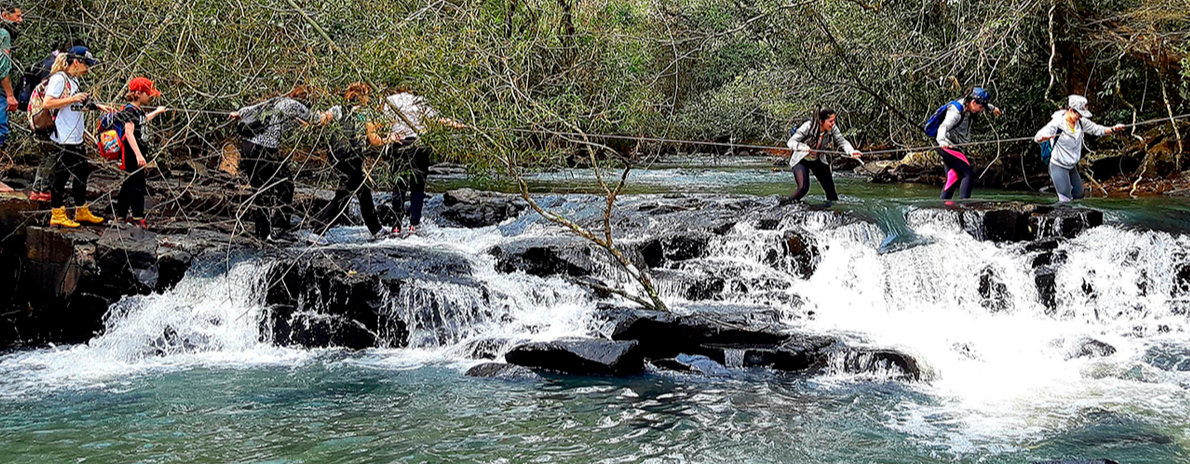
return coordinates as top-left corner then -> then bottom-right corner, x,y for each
504,338 -> 645,376
440,188 -> 528,228
651,353 -> 733,377
464,362 -> 541,380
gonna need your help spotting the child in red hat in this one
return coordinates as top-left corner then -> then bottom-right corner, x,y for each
113,77 -> 168,228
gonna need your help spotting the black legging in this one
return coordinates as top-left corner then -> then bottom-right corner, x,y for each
50,143 -> 90,208
391,144 -> 431,229
790,157 -> 838,202
314,148 -> 381,235
115,157 -> 146,219
241,141 -> 295,239
937,147 -> 974,200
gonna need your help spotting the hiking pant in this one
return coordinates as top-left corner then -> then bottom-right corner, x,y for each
116,159 -> 147,219
315,148 -> 381,235
390,144 -> 431,229
242,140 -> 294,239
31,140 -> 57,193
938,147 -> 974,200
0,91 -> 9,147
791,157 -> 838,201
1049,164 -> 1084,202
50,143 -> 90,208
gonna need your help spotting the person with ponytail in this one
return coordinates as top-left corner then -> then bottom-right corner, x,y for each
42,47 -> 115,228
784,108 -> 862,203
932,87 -> 1002,200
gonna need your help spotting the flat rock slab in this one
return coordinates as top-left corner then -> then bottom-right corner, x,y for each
505,338 -> 644,376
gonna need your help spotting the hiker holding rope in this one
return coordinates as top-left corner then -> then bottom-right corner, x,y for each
924,87 -> 1002,200
43,47 -> 116,228
1034,95 -> 1123,202
312,82 -> 383,237
230,85 -> 332,240
382,87 -> 465,235
110,77 -> 169,228
785,108 -> 862,203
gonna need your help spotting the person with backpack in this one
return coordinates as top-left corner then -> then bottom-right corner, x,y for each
312,82 -> 384,238
0,2 -> 23,149
382,87 -> 465,235
229,85 -> 331,240
924,87 -> 1003,200
784,108 -> 862,203
105,77 -> 169,228
41,47 -> 115,228
1033,95 -> 1124,202
25,40 -> 78,201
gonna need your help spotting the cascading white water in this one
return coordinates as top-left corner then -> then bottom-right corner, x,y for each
0,259 -> 304,398
5,193 -> 1190,455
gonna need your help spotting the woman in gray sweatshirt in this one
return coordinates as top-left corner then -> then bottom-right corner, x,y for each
1033,95 -> 1124,202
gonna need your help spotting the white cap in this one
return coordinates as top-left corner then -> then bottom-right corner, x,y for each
1068,95 -> 1092,118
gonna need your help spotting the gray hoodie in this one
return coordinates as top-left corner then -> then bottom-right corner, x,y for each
1033,110 -> 1109,169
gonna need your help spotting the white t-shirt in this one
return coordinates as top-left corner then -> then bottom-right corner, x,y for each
384,92 -> 438,140
46,72 -> 84,145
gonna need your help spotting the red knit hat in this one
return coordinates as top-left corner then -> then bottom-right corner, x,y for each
128,77 -> 161,97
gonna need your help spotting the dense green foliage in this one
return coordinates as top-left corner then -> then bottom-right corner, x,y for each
12,0 -> 1189,170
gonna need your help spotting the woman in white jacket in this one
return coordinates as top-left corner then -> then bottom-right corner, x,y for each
785,108 -> 862,203
1033,95 -> 1124,202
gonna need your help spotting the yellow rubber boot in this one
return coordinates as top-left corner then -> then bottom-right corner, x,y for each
50,207 -> 80,228
74,204 -> 105,225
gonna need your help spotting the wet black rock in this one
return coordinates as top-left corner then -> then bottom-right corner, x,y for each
1035,268 -> 1059,314
918,202 -> 1103,243
1063,337 -> 1117,360
505,338 -> 645,376
763,229 -> 818,279
268,306 -> 381,350
697,336 -> 836,372
464,337 -> 521,360
828,347 -> 922,381
488,236 -> 600,278
97,226 -> 161,293
597,306 -> 788,359
637,231 -> 711,268
263,244 -> 479,349
465,362 -> 541,380
440,188 -> 528,228
978,266 -> 1010,312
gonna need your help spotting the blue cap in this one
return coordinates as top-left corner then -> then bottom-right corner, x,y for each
972,87 -> 991,103
67,46 -> 97,66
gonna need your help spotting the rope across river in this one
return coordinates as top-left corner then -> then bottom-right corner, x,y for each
106,104 -> 1190,159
